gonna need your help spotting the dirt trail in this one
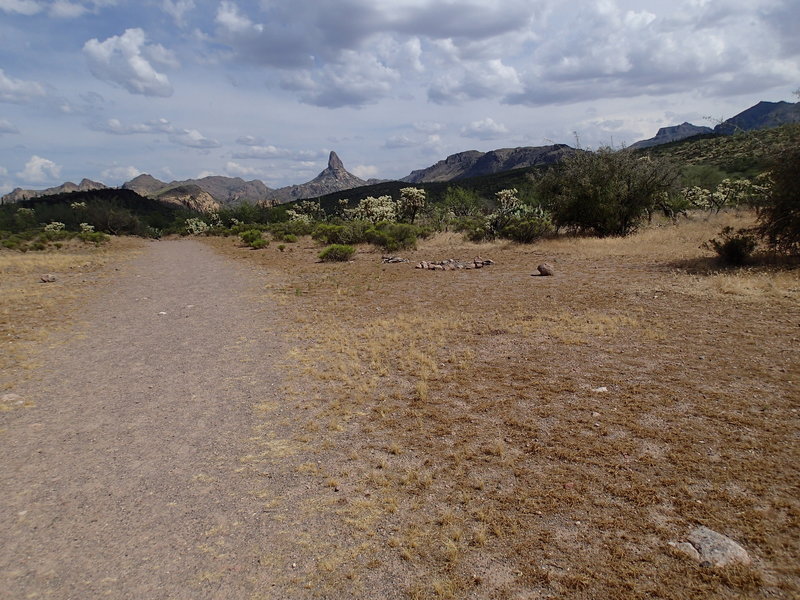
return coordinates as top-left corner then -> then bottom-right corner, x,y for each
1,239 -> 308,599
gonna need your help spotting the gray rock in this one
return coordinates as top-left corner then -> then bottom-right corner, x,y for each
537,263 -> 555,276
675,526 -> 751,567
40,274 -> 57,283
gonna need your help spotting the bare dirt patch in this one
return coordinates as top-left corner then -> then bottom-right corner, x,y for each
209,211 -> 799,598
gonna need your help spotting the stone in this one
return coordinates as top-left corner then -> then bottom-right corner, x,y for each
591,386 -> 608,393
537,263 -> 555,276
669,541 -> 701,563
40,274 -> 57,283
473,261 -> 483,269
686,526 -> 751,567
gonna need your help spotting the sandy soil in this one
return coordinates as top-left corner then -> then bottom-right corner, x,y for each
0,239 -> 337,599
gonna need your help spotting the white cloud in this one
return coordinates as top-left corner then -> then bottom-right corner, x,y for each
232,145 -> 326,161
383,135 -> 417,149
460,117 -> 509,140
351,164 -> 379,179
225,161 -> 263,177
0,0 -> 42,15
0,68 -> 46,103
216,0 -> 261,35
100,165 -> 142,182
49,1 -> 87,18
236,135 -> 265,146
83,28 -> 174,97
168,128 -> 221,148
94,117 -> 174,134
429,59 -> 521,103
17,155 -> 62,183
413,121 -> 443,133
162,0 -> 194,27
0,118 -> 20,134
0,166 -> 8,176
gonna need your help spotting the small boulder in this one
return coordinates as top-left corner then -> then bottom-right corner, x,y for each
536,263 -> 555,276
688,526 -> 751,567
40,274 -> 57,283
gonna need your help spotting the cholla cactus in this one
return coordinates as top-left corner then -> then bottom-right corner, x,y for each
345,195 -> 398,223
185,217 -> 210,234
287,199 -> 325,223
44,221 -> 65,232
495,188 -> 521,212
399,187 -> 426,223
70,201 -> 87,210
682,186 -> 713,210
79,222 -> 95,233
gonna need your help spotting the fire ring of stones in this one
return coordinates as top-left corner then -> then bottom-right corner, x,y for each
414,257 -> 495,271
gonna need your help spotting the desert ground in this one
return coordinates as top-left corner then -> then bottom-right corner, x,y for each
1,211 -> 798,599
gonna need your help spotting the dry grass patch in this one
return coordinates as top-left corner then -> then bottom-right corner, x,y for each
0,238 -> 142,390
206,214 -> 799,598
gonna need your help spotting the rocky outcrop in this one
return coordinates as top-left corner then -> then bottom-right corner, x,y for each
670,526 -> 751,568
629,123 -> 713,150
154,184 -> 220,213
401,145 -> 574,183
414,257 -> 495,270
2,178 -> 107,204
122,174 -> 168,197
269,151 -> 367,203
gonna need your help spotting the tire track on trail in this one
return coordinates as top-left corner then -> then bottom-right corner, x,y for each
0,239 -> 314,599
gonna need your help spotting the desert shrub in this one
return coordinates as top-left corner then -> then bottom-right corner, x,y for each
365,222 -> 429,251
756,144 -> 800,254
283,234 -> 298,243
538,148 -> 679,236
312,221 -> 371,245
319,244 -> 355,262
78,231 -> 110,245
704,226 -> 758,265
239,229 -> 267,248
500,213 -> 554,243
442,186 -> 485,217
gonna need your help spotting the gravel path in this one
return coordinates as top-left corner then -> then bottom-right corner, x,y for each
1,239 -> 307,599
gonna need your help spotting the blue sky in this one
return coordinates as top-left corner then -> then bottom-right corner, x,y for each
1,0 -> 798,193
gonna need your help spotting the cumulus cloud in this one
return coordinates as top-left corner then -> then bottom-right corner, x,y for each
460,117 -> 509,140
428,58 -> 521,103
162,0 -> 194,27
168,128 -> 221,149
49,1 -> 87,18
0,68 -> 46,103
282,50 -> 401,108
17,155 -> 61,183
83,28 -> 175,97
0,118 -> 20,135
0,0 -> 42,15
232,145 -> 326,161
100,165 -> 142,182
383,135 -> 417,149
351,164 -> 378,179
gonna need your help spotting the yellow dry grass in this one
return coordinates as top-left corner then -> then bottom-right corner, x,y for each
0,238 -> 142,390
208,211 -> 800,599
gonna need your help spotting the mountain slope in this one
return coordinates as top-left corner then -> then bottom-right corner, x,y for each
401,145 -> 573,183
714,101 -> 800,135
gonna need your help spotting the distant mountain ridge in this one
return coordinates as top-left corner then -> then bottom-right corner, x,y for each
630,100 -> 800,149
629,123 -> 713,150
1,178 -> 106,204
401,144 -> 574,183
269,151 -> 367,202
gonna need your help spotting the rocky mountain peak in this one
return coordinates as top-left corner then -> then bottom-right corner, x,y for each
328,151 -> 345,171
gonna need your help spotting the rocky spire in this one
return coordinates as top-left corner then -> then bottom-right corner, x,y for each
328,151 -> 345,171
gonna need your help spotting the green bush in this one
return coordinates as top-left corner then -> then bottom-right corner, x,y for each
500,215 -> 554,243
365,222 -> 428,251
703,226 -> 758,265
319,244 -> 356,262
239,229 -> 263,245
283,234 -> 298,243
756,144 -> 800,254
249,237 -> 268,249
538,148 -> 679,236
